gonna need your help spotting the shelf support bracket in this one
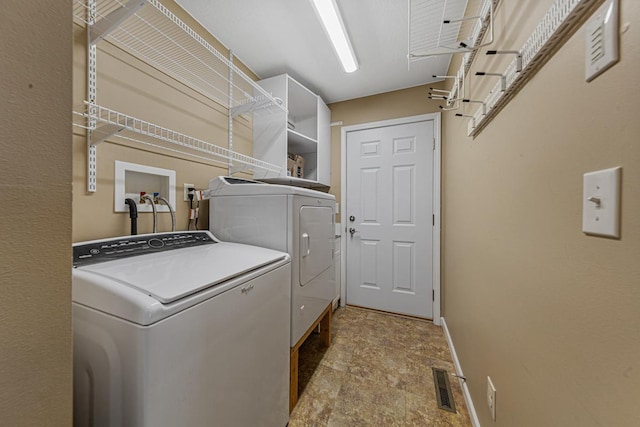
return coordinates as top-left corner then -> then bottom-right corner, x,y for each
87,121 -> 130,192
89,0 -> 146,45
90,122 -> 129,146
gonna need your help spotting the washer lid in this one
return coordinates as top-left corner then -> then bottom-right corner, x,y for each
207,176 -> 335,199
78,241 -> 287,304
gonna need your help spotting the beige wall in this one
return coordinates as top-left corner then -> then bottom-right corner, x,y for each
0,1 -> 73,425
72,0 -> 256,242
327,83 -> 446,222
441,1 -> 640,426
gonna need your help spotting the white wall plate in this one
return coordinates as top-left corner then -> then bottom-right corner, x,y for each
582,166 -> 621,238
114,161 -> 176,213
585,0 -> 619,82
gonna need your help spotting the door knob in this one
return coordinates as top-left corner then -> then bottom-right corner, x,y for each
349,227 -> 357,236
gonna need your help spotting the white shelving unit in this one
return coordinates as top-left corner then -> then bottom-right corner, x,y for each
252,74 -> 331,188
72,0 -> 286,192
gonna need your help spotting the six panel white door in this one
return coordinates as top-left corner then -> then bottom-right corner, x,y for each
345,120 -> 434,318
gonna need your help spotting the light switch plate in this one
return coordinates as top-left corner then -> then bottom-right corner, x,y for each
582,166 -> 621,238
585,0 -> 619,82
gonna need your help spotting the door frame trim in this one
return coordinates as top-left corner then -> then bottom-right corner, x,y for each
340,113 -> 441,325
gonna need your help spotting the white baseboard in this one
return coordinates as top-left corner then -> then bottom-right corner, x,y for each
441,317 -> 481,427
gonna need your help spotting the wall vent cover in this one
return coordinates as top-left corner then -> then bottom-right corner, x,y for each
585,0 -> 619,82
433,368 -> 457,413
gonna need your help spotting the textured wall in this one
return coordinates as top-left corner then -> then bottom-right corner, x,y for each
441,1 -> 640,425
0,1 -> 73,425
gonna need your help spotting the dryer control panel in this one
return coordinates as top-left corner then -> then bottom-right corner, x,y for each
73,232 -> 216,267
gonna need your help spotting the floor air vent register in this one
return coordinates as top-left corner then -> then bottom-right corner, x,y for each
433,368 -> 457,413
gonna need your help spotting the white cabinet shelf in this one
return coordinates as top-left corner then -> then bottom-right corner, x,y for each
253,74 -> 331,188
72,0 -> 286,191
288,130 -> 317,154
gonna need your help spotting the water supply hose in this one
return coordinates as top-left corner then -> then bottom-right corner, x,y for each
157,196 -> 176,232
140,194 -> 157,233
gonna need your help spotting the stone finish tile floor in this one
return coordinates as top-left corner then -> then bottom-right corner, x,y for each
289,306 -> 472,427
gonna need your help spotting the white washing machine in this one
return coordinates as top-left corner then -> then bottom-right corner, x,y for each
72,230 -> 290,427
207,177 -> 335,347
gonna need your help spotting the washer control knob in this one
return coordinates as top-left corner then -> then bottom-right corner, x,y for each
148,238 -> 164,248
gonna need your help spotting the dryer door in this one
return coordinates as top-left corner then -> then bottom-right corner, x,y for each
299,205 -> 334,286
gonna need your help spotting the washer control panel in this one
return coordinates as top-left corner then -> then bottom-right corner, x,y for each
73,232 -> 216,267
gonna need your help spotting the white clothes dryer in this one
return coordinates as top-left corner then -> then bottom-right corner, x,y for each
72,231 -> 290,427
207,177 -> 335,347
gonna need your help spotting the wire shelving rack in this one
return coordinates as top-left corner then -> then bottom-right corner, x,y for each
73,0 -> 286,191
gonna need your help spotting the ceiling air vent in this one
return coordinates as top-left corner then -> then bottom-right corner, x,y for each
433,368 -> 457,413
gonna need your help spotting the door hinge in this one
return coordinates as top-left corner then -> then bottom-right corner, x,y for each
433,214 -> 435,226
433,138 -> 436,150
432,289 -> 435,301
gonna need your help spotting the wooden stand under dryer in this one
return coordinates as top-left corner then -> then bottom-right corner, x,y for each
289,302 -> 332,413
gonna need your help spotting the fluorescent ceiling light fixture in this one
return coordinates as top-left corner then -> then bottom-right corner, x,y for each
310,0 -> 358,73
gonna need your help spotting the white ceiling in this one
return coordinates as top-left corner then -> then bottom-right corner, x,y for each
176,0 -> 459,104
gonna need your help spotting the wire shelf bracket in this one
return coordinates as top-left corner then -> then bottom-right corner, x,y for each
90,120 -> 133,145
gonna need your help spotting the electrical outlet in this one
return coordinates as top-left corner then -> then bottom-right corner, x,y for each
183,183 -> 195,202
487,376 -> 496,421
